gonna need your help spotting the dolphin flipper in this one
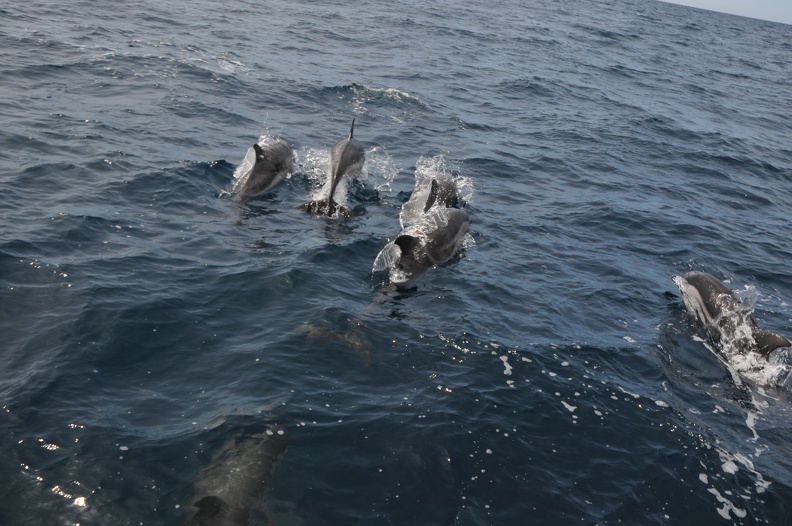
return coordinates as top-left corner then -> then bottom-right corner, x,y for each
373,243 -> 402,273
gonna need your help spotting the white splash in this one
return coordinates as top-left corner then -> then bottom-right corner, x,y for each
500,356 -> 512,376
707,487 -> 747,520
414,155 -> 475,204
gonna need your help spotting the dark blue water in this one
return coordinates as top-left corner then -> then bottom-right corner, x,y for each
2,0 -> 792,524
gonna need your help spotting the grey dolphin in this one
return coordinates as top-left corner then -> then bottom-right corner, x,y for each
399,174 -> 458,229
183,425 -> 288,526
296,321 -> 371,366
374,207 -> 470,287
232,140 -> 295,205
672,271 -> 790,359
302,119 -> 365,217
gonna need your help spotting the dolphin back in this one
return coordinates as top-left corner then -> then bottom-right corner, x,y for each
400,176 -> 459,229
424,208 -> 470,265
376,208 -> 470,286
681,271 -> 736,319
330,132 -> 365,183
674,271 -> 790,360
183,426 -> 288,526
302,119 -> 364,218
233,140 -> 294,204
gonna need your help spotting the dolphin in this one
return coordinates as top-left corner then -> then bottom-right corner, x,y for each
374,207 -> 470,287
302,119 -> 365,218
183,425 -> 288,526
296,321 -> 371,366
232,140 -> 295,205
672,271 -> 790,359
399,174 -> 458,229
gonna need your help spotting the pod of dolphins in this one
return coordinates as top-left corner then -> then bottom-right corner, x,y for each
231,118 -> 471,287
189,119 -> 790,525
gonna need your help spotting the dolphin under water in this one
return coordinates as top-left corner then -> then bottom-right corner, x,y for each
399,173 -> 458,229
672,271 -> 790,359
232,140 -> 295,205
183,425 -> 288,526
374,207 -> 470,287
302,119 -> 365,218
296,321 -> 370,366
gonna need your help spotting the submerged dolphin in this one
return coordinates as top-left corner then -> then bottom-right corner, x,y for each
296,321 -> 371,366
374,207 -> 470,287
302,119 -> 365,217
399,174 -> 458,229
183,425 -> 288,526
672,271 -> 790,359
232,140 -> 295,205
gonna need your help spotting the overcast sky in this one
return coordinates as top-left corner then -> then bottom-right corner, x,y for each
661,0 -> 792,25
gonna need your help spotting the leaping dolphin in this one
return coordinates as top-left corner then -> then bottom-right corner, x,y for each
232,140 -> 295,205
374,207 -> 470,287
183,425 -> 288,526
302,119 -> 365,218
672,271 -> 790,359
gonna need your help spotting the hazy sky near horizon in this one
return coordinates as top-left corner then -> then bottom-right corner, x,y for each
661,0 -> 792,25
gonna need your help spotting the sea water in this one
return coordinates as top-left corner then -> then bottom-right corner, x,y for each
1,0 -> 792,523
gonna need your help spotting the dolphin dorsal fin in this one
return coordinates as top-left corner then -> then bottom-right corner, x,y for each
349,118 -> 356,139
395,234 -> 418,254
253,143 -> 265,159
754,329 -> 791,358
424,179 -> 439,212
193,495 -> 225,518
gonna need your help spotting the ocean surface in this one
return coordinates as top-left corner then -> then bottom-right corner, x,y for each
2,0 -> 792,524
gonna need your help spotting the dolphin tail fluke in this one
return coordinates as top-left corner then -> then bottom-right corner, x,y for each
299,199 -> 352,218
349,118 -> 356,139
754,329 -> 791,359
